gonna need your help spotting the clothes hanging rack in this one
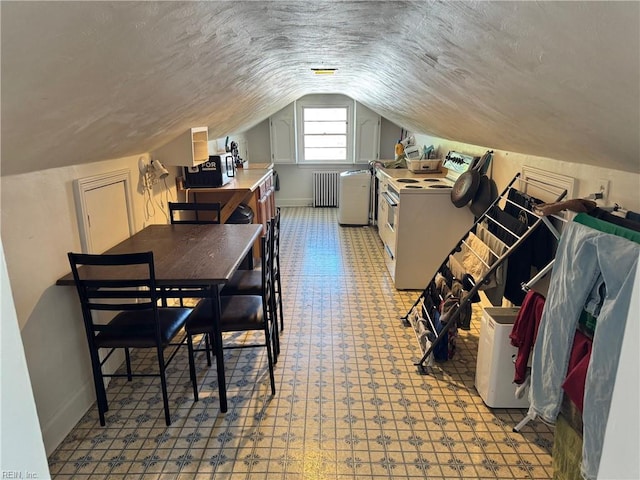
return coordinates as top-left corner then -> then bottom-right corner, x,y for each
520,214 -> 565,292
514,207 -> 639,434
401,173 -> 568,375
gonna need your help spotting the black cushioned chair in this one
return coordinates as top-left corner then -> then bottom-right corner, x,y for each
219,217 -> 280,359
168,202 -> 221,224
67,251 -> 198,426
167,201 -> 222,306
271,207 -> 284,334
186,229 -> 276,396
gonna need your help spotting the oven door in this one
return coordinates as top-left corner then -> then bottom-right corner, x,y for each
380,186 -> 399,259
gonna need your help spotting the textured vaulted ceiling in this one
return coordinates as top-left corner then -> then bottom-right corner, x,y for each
1,1 -> 638,176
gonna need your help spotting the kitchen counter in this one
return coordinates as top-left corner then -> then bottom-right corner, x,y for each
181,165 -> 273,194
242,162 -> 274,170
179,166 -> 275,236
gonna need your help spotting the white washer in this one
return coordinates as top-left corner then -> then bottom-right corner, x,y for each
338,170 -> 371,225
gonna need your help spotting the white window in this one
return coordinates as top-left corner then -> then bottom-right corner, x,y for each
302,107 -> 348,162
296,96 -> 354,164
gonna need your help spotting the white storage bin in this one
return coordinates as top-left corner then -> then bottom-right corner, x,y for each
475,307 -> 530,408
406,158 -> 441,173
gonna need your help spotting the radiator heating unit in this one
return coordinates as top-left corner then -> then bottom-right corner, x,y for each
312,171 -> 340,207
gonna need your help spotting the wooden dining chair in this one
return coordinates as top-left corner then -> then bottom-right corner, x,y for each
186,231 -> 276,396
168,202 -> 221,224
67,251 -> 198,426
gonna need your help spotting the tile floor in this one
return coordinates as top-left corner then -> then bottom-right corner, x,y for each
48,206 -> 554,479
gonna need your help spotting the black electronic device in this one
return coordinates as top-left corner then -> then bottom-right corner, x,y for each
183,155 -> 233,188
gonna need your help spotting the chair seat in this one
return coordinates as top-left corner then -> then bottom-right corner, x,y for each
187,296 -> 264,335
221,269 -> 262,296
95,308 -> 192,349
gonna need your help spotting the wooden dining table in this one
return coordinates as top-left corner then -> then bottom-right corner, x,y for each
57,222 -> 263,413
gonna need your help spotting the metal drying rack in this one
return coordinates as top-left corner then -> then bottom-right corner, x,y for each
401,173 -> 567,375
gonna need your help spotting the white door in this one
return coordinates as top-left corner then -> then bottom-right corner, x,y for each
73,169 -> 135,376
85,180 -> 130,253
74,169 -> 135,254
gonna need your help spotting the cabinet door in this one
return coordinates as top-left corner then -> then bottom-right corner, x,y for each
354,103 -> 380,163
270,103 -> 296,164
267,185 -> 276,218
257,194 -> 269,234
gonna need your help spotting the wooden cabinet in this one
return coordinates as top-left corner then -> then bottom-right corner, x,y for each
256,173 -> 275,233
152,127 -> 209,167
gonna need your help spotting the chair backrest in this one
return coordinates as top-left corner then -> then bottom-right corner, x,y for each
270,207 -> 281,274
67,252 -> 161,335
261,222 -> 273,310
168,202 -> 221,224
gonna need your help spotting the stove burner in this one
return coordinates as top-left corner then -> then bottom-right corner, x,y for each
405,185 -> 423,189
428,184 -> 452,189
396,178 -> 419,183
423,178 -> 440,182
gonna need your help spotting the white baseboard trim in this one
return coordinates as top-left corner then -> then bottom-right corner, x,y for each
41,377 -> 95,455
276,198 -> 313,207
41,351 -> 124,455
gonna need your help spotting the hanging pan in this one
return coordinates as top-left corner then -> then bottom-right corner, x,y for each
450,150 -> 492,208
470,175 -> 498,217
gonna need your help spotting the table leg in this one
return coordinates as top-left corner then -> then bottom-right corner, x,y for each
210,284 -> 227,412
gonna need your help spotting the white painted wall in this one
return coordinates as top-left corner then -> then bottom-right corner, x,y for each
243,99 -> 402,207
246,110 -> 640,212
0,153 -> 178,455
0,243 -> 50,477
244,119 -> 271,164
412,134 -> 640,212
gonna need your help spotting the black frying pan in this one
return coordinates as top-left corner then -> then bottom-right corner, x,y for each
470,175 -> 498,217
450,151 -> 492,208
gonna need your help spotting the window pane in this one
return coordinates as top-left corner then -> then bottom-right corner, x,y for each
304,121 -> 347,134
304,108 -> 347,121
304,135 -> 346,148
301,105 -> 350,163
305,147 -> 346,161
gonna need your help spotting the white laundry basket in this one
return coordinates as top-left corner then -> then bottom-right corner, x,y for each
475,307 -> 530,408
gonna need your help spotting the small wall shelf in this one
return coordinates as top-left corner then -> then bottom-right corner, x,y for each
153,127 -> 209,167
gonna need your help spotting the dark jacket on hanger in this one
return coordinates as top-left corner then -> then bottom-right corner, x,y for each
503,190 -> 555,305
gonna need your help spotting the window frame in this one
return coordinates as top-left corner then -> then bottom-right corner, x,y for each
296,97 -> 354,165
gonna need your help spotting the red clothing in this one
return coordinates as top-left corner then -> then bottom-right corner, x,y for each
509,290 -> 546,384
561,330 -> 592,413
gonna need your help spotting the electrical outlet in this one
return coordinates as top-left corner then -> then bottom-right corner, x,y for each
598,178 -> 610,201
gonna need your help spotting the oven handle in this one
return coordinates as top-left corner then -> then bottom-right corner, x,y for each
381,191 -> 398,207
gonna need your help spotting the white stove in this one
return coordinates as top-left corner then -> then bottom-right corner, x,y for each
388,151 -> 476,195
377,151 -> 476,289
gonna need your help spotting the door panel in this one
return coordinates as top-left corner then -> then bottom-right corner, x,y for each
85,181 -> 130,253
